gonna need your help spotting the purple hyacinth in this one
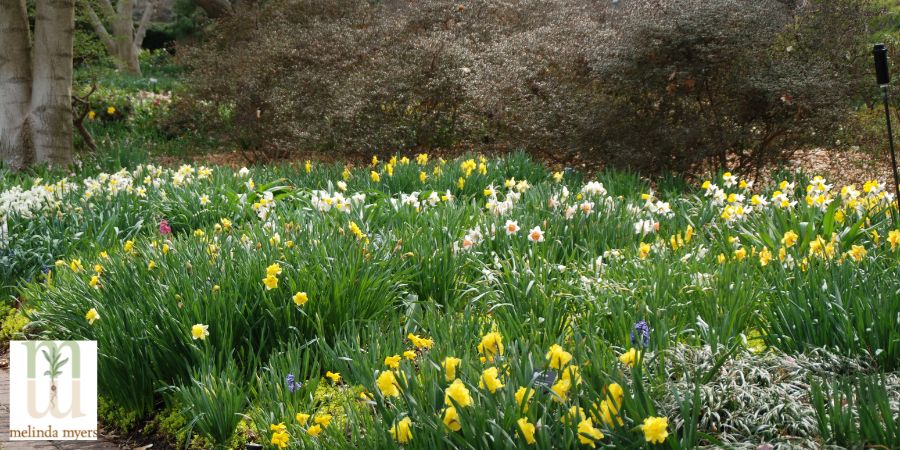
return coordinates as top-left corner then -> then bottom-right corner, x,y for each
631,320 -> 651,348
285,373 -> 301,393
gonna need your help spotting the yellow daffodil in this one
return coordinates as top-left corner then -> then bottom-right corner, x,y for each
477,331 -> 504,362
480,366 -> 504,393
641,416 -> 669,444
759,247 -> 772,266
550,378 -> 571,402
270,429 -> 289,449
263,274 -> 279,290
385,354 -> 402,370
889,230 -> 900,251
191,323 -> 209,340
445,378 -> 473,407
618,348 -> 640,367
545,344 -> 573,369
577,418 -> 604,447
407,333 -> 434,349
293,291 -> 308,306
85,308 -> 100,325
517,417 -> 536,444
515,386 -> 534,412
325,371 -> 341,384
307,424 -> 322,437
295,412 -> 310,425
443,406 -> 461,432
377,370 -> 401,397
848,245 -> 867,262
442,356 -> 461,381
314,414 -> 332,427
639,242 -> 651,260
390,417 -> 413,443
782,230 -> 799,248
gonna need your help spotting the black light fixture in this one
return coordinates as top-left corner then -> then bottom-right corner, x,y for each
874,43 -> 900,225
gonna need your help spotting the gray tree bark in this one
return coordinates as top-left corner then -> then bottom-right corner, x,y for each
81,0 -> 154,75
0,0 -> 34,169
31,0 -> 75,167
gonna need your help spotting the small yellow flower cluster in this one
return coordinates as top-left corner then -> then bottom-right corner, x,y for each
262,263 -> 281,290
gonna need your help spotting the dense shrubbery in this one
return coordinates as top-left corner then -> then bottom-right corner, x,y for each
175,0 -> 872,174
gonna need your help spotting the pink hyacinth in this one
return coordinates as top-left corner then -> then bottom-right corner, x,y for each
159,220 -> 171,235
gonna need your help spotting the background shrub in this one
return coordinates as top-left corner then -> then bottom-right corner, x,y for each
175,0 -> 873,175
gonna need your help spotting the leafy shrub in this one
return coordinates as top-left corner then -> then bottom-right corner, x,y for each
176,0 -> 872,175
588,0 -> 871,175
176,0 -> 481,159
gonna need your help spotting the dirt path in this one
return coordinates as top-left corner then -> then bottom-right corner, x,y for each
0,367 -> 121,450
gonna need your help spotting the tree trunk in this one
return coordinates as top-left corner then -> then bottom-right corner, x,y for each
80,0 -> 153,76
0,0 -> 34,169
31,0 -> 75,167
112,0 -> 141,75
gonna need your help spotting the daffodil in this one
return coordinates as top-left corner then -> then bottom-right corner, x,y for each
848,245 -> 867,262
577,418 -> 604,447
445,378 -> 473,407
782,230 -> 799,248
759,247 -> 772,266
550,378 -> 571,402
314,414 -> 332,427
191,323 -> 209,340
389,417 -> 413,443
270,429 -> 289,449
325,371 -> 341,384
293,291 -> 308,306
517,417 -> 536,444
261,274 -> 278,290
545,344 -> 573,369
515,386 -> 534,412
385,355 -> 402,370
307,424 -> 322,437
618,348 -> 640,367
639,242 -> 651,260
403,350 -> 417,360
443,406 -> 461,432
377,370 -> 401,397
480,367 -> 504,393
889,229 -> 900,251
477,331 -> 504,362
407,333 -> 434,349
85,308 -> 100,325
295,412 -> 310,425
442,356 -> 461,381
641,416 -> 669,444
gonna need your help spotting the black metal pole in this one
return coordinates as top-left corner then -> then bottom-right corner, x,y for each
882,86 -> 900,226
875,43 -> 899,226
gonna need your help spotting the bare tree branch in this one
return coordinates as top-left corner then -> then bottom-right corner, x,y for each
95,0 -> 116,21
134,0 -> 154,47
79,0 -> 114,51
